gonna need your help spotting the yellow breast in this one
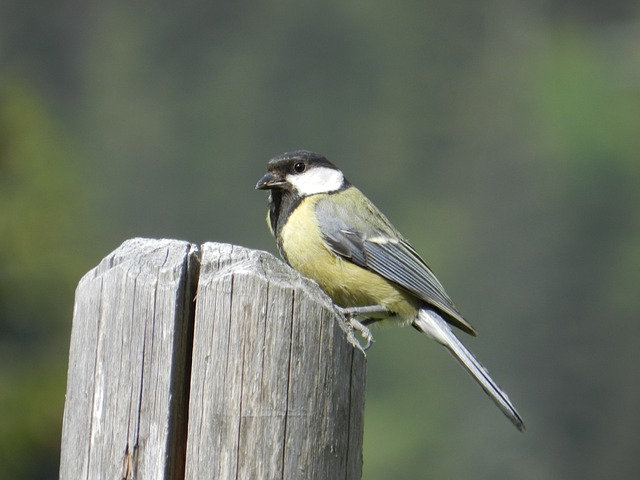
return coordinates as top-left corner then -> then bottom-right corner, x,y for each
280,196 -> 418,322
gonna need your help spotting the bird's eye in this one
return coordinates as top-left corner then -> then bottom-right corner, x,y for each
293,162 -> 306,173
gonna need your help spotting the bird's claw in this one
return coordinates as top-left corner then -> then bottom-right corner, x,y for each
337,305 -> 389,352
349,318 -> 375,351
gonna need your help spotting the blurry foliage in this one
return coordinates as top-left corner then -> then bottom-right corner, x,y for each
0,80 -> 96,478
525,26 -> 640,480
1,1 -> 640,479
0,82 -> 86,336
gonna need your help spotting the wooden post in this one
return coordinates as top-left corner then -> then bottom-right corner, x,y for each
59,238 -> 199,480
59,239 -> 366,480
185,243 -> 366,480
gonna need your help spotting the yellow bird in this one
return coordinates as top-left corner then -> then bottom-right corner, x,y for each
257,150 -> 524,431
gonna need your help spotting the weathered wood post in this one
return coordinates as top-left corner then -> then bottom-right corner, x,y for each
59,239 -> 199,479
60,238 -> 366,480
185,243 -> 366,479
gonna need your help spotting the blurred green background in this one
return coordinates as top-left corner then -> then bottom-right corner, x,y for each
2,1 -> 640,479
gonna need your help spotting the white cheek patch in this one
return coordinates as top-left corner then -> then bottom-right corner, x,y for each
287,167 -> 344,196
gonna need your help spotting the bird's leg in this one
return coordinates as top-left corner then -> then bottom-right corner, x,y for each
337,305 -> 390,351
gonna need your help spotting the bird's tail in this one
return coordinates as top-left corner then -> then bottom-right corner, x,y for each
413,309 -> 525,431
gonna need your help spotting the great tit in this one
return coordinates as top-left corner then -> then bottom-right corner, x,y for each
256,150 -> 524,431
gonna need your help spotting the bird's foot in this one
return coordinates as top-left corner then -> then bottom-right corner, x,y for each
349,318 -> 375,351
337,305 -> 389,351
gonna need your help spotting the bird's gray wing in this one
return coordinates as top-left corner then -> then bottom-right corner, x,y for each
316,193 -> 476,335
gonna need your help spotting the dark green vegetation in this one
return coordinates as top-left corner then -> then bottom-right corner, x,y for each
1,1 -> 639,478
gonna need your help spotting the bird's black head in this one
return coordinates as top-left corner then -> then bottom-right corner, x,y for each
255,150 -> 349,197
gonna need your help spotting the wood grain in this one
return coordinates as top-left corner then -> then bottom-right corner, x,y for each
59,238 -> 199,479
185,243 -> 365,480
60,239 -> 365,480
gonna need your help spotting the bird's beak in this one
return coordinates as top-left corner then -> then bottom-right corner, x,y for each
256,172 -> 283,190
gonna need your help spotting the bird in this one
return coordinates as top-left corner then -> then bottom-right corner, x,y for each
256,150 -> 524,431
